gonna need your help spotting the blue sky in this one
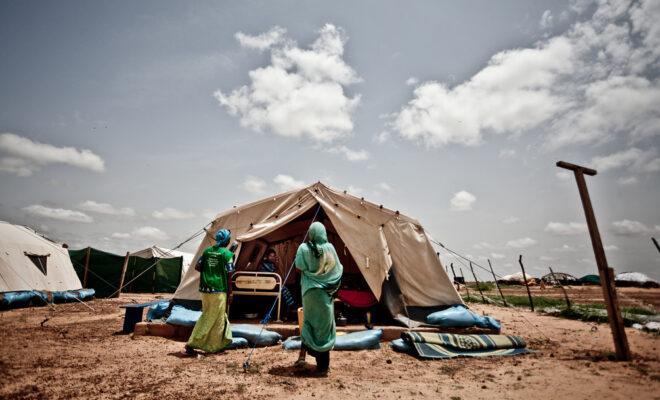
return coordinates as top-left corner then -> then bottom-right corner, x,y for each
1,0 -> 659,280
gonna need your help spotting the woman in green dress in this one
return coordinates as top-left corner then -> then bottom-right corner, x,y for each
294,221 -> 343,373
184,229 -> 234,355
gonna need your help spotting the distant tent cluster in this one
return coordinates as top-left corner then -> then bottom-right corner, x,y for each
495,270 -> 658,288
68,246 -> 193,298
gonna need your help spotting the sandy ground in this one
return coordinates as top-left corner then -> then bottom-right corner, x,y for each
1,292 -> 659,400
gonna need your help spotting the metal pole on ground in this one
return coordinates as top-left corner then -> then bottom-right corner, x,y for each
518,255 -> 534,311
549,267 -> 571,309
557,160 -> 631,361
488,259 -> 508,306
83,247 -> 91,288
459,267 -> 470,301
469,262 -> 485,303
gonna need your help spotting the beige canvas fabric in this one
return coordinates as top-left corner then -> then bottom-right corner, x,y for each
173,182 -> 462,307
0,221 -> 82,292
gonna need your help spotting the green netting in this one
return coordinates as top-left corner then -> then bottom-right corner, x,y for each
68,249 -> 183,295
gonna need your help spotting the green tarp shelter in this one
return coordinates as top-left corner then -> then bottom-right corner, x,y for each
68,247 -> 183,297
577,274 -> 600,285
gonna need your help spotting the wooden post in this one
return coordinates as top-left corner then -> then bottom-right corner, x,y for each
518,255 -> 534,311
488,259 -> 508,306
460,267 -> 470,301
549,267 -> 571,309
652,237 -> 660,254
82,247 -> 91,288
557,160 -> 631,361
450,263 -> 459,291
117,252 -> 130,298
469,262 -> 485,303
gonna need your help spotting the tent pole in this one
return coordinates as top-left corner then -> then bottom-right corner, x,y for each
652,237 -> 660,254
518,255 -> 534,311
83,247 -> 91,288
118,252 -> 130,298
488,259 -> 508,306
450,263 -> 459,292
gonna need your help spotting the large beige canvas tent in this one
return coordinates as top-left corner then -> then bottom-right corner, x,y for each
173,182 -> 462,325
0,221 -> 82,293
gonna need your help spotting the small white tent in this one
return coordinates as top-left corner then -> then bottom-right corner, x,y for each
0,221 -> 82,292
130,246 -> 194,277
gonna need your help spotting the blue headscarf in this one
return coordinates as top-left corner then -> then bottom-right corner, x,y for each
214,229 -> 231,247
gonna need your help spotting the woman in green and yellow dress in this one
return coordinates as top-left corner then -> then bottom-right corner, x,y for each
294,222 -> 343,373
184,229 -> 233,355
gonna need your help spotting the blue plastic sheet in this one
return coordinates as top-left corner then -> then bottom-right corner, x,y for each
282,329 -> 382,351
146,301 -> 171,321
1,291 -> 36,308
426,305 -> 501,331
78,289 -> 95,301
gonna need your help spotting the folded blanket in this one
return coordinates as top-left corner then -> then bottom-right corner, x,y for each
401,331 -> 529,359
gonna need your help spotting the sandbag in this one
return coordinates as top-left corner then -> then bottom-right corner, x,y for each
226,337 -> 249,349
78,289 -> 95,301
166,305 -> 202,326
282,329 -> 382,351
426,305 -> 501,331
0,291 -> 36,308
146,301 -> 170,321
390,338 -> 414,354
231,324 -> 282,346
52,291 -> 79,303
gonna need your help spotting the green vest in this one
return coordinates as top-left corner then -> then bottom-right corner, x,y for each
199,245 -> 233,293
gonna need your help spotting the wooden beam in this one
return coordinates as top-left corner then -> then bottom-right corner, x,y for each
469,262 -> 485,303
557,160 -> 631,361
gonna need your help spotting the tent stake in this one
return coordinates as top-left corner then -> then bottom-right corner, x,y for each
557,160 -> 631,361
518,255 -> 534,311
549,267 -> 571,309
488,259 -> 508,306
469,262 -> 485,303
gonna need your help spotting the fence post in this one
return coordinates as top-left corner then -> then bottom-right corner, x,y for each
488,259 -> 508,306
117,252 -> 130,298
469,262 -> 485,303
518,255 -> 534,311
557,160 -> 631,361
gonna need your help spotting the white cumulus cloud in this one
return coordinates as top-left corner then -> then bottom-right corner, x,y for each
545,221 -> 588,235
540,10 -> 554,29
617,176 -> 638,185
111,232 -> 131,239
132,226 -> 168,241
450,190 -> 476,211
79,200 -> 135,216
152,207 -> 195,220
215,24 -> 361,144
611,219 -> 650,236
326,145 -> 370,161
506,237 -> 538,248
235,26 -> 287,51
491,253 -> 506,260
0,133 -> 105,176
241,176 -> 267,194
392,0 -> 660,150
591,147 -> 660,173
405,77 -> 419,86
23,205 -> 93,223
273,174 -> 305,191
